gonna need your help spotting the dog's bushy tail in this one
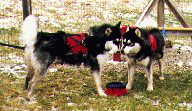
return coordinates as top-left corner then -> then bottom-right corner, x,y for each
21,15 -> 38,46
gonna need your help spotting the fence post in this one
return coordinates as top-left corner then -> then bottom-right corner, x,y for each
22,0 -> 32,20
157,0 -> 164,27
135,0 -> 158,26
164,0 -> 191,28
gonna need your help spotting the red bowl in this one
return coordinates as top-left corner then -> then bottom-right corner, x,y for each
105,82 -> 129,96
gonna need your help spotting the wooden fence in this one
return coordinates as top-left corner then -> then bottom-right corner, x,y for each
22,0 -> 192,37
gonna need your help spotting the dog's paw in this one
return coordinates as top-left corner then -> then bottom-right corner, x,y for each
100,93 -> 107,97
98,91 -> 107,97
147,87 -> 153,91
25,95 -> 38,102
126,84 -> 131,90
25,97 -> 30,101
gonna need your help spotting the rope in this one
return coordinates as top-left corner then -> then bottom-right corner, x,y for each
0,42 -> 25,50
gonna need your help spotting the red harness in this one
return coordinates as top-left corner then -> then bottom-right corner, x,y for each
121,26 -> 136,35
121,26 -> 128,35
67,33 -> 87,54
67,27 -> 156,54
148,35 -> 156,51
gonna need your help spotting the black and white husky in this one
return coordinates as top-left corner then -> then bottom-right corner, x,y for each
21,15 -> 121,100
121,26 -> 165,91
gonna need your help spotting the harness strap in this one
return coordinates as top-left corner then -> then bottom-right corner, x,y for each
67,33 -> 87,54
67,33 -> 86,47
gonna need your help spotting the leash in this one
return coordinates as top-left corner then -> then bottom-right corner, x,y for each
0,42 -> 25,50
0,33 -> 87,50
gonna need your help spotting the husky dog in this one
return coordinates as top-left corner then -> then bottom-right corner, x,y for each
21,15 -> 121,100
121,26 -> 165,91
83,22 -> 121,96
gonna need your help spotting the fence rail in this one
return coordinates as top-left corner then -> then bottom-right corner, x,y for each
158,27 -> 192,37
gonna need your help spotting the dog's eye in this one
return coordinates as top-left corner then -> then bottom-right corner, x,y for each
127,40 -> 131,44
126,40 -> 134,46
123,39 -> 127,44
123,39 -> 126,43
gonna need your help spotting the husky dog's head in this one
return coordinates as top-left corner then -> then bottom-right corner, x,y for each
85,22 -> 121,55
121,26 -> 144,55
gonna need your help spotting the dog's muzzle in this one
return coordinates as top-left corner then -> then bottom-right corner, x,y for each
121,46 -> 132,55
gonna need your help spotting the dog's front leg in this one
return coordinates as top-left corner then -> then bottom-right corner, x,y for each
145,64 -> 153,91
92,70 -> 106,96
92,53 -> 109,96
126,63 -> 135,90
91,53 -> 109,96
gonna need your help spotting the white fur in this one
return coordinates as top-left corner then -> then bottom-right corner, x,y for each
105,41 -> 114,50
21,15 -> 38,46
105,41 -> 118,53
126,62 -> 135,90
111,45 -> 118,53
124,43 -> 141,54
145,64 -> 153,91
136,57 -> 150,66
124,46 -> 132,54
97,52 -> 109,71
127,40 -> 131,44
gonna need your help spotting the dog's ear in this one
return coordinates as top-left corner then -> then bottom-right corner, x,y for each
105,28 -> 112,36
116,21 -> 121,27
135,28 -> 141,37
88,29 -> 94,36
126,25 -> 130,32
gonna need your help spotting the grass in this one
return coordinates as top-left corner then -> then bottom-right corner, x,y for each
0,63 -> 191,110
0,28 -> 24,65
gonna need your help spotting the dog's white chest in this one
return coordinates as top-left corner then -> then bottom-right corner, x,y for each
96,52 -> 109,65
128,57 -> 150,66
